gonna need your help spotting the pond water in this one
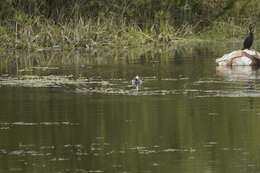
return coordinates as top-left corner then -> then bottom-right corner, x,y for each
1,41 -> 260,173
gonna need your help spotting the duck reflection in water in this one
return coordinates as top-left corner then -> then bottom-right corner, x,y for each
132,75 -> 142,90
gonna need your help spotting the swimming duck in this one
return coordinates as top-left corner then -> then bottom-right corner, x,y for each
132,76 -> 142,89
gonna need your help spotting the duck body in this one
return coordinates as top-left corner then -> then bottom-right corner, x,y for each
132,76 -> 142,86
132,76 -> 142,90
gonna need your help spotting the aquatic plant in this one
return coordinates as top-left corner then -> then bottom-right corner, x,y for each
0,0 -> 259,51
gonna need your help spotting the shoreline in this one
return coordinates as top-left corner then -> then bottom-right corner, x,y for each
0,16 -> 254,52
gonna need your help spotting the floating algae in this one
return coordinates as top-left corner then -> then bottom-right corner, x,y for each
18,66 -> 60,72
0,75 -> 196,96
2,74 -> 244,97
0,75 -> 110,88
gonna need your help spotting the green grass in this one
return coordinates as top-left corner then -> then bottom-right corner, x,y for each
0,13 -> 257,51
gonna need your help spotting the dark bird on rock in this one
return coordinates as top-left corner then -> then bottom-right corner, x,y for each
243,24 -> 254,50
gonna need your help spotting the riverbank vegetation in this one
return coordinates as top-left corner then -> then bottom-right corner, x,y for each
0,0 -> 259,50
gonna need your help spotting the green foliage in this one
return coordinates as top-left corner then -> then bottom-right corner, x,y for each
0,0 -> 13,19
1,0 -> 258,26
0,0 -> 258,50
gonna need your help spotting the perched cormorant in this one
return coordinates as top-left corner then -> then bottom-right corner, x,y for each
243,24 -> 254,50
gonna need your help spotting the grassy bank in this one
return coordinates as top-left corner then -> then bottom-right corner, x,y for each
1,0 -> 260,51
0,13 -> 258,52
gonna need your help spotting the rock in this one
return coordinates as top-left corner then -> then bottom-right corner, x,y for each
216,49 -> 260,66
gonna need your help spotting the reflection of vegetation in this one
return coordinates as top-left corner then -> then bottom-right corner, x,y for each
0,42 -> 228,75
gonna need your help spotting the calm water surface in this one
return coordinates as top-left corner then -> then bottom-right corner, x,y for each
1,42 -> 260,173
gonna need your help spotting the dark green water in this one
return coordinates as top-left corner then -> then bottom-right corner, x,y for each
1,42 -> 260,173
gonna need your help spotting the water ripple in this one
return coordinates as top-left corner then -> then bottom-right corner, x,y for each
2,73 -> 260,97
0,122 -> 79,127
